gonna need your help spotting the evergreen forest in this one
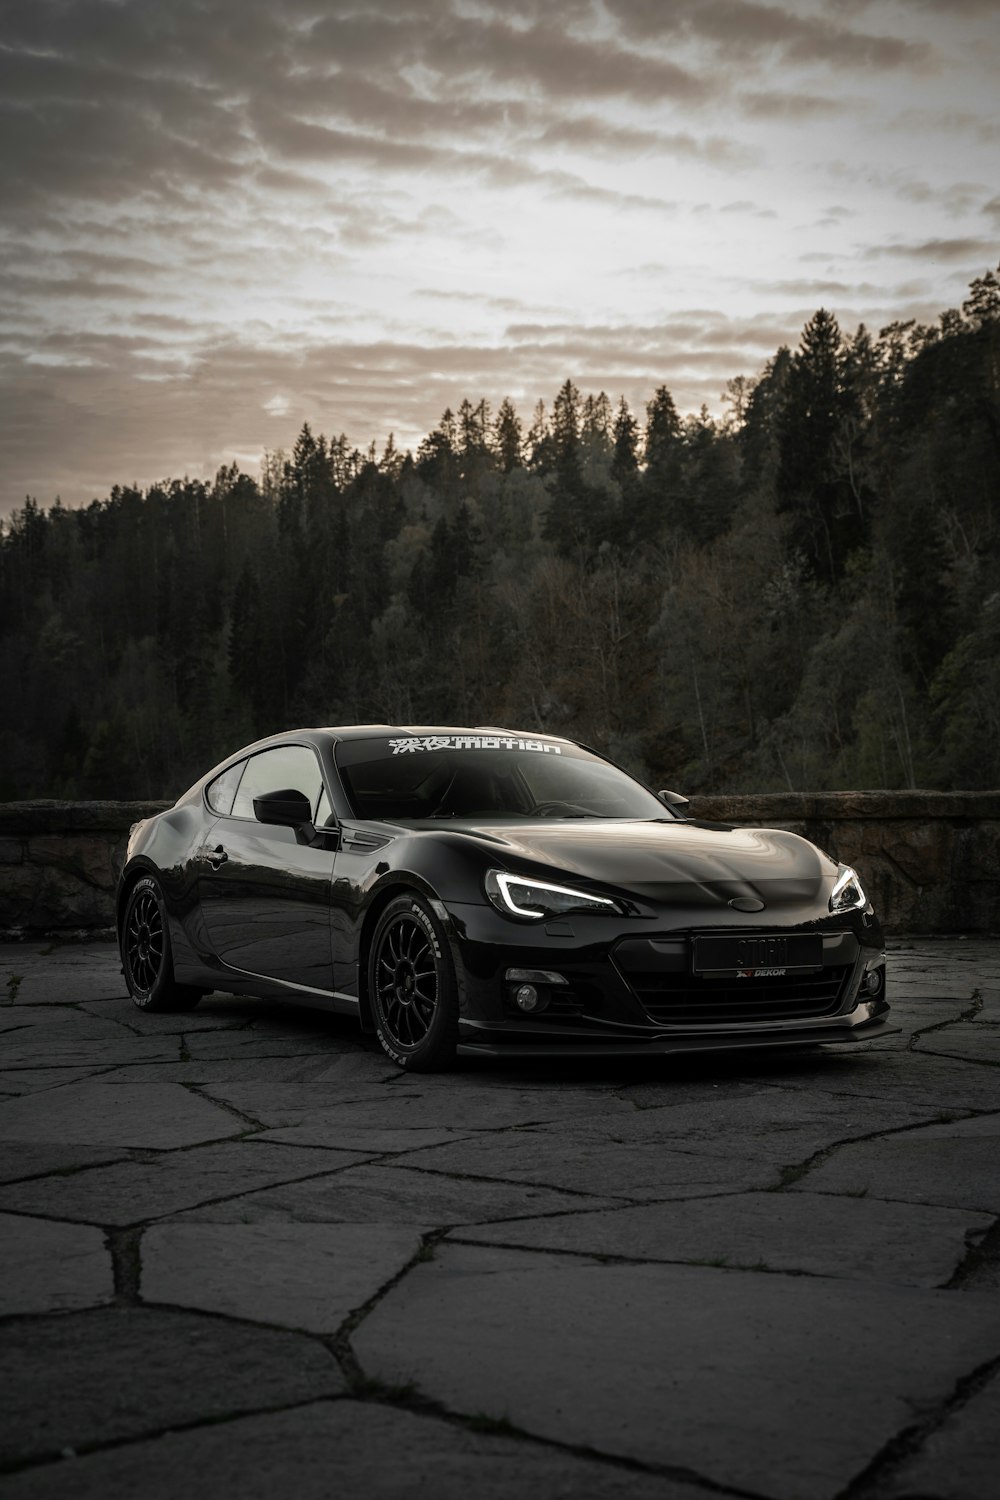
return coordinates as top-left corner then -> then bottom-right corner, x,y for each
2,264 -> 999,803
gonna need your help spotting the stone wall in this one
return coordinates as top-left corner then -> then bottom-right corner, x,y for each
0,800 -> 169,937
0,793 -> 998,937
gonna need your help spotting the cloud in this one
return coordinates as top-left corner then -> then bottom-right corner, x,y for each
534,115 -> 753,167
719,200 -> 778,218
0,0 -> 995,515
606,0 -> 935,70
739,90 -> 848,119
308,11 -> 709,105
861,237 -> 997,263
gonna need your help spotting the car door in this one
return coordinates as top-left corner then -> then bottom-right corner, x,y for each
198,743 -> 337,993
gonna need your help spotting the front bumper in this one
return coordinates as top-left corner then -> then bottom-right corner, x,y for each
457,1002 -> 895,1058
443,899 -> 893,1057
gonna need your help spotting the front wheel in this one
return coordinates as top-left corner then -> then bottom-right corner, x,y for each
121,875 -> 203,1013
368,894 -> 459,1071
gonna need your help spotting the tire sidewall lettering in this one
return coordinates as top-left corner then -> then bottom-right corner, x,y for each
124,876 -> 161,1005
409,899 -> 442,961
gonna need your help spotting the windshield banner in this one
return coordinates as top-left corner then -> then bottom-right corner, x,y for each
388,735 -> 562,755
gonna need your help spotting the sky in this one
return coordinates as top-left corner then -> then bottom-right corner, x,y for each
1,0 -> 998,513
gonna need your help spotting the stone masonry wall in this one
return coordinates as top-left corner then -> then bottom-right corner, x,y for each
0,793 -> 998,936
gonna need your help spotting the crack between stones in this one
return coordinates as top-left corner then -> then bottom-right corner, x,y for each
378,1152 -> 765,1204
0,1386 -> 772,1500
943,1214 -> 1000,1290
906,987 -> 984,1052
441,1230 -> 859,1280
911,1045 -> 1000,1070
183,1082 -> 263,1131
0,1153 -> 383,1232
835,1351 -> 1000,1500
783,1184 -> 1000,1217
324,1237 -> 773,1500
767,1110 -> 978,1192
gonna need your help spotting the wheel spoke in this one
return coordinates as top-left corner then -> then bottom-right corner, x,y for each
374,913 -> 443,1052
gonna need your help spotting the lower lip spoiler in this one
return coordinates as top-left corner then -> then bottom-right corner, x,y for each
457,1015 -> 899,1060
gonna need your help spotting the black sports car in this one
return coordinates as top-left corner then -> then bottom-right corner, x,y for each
118,725 -> 891,1070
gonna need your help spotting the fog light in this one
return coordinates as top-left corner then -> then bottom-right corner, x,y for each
864,968 -> 884,997
514,984 -> 539,1011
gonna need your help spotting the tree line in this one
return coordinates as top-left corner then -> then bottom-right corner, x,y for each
1,264 -> 998,801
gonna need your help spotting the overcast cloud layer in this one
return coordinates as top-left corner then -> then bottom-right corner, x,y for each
1,0 -> 998,510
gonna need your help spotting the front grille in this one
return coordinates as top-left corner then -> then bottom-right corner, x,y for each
624,966 -> 853,1027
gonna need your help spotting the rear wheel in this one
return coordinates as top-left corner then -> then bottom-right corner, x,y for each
368,894 -> 458,1071
122,875 -> 202,1013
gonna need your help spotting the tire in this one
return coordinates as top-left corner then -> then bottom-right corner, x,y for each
121,875 -> 203,1013
368,893 -> 459,1071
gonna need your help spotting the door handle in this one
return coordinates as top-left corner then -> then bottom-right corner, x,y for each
208,846 -> 228,869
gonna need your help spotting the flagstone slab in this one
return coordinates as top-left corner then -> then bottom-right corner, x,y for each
9,970 -> 124,1004
393,1132 -> 779,1199
796,1114 -> 1000,1213
455,1190 -> 991,1287
0,1140 -> 131,1184
142,1222 -> 426,1332
881,1370 -> 1000,1500
0,1080 -> 244,1149
520,1089 -> 931,1164
179,1028 -> 352,1060
744,1049 -> 1000,1112
0,1066 -> 120,1094
0,1010 -> 178,1068
200,1080 -> 636,1131
257,1123 -> 477,1154
91,1058 -> 393,1085
354,1244 -> 1000,1500
0,1400 -> 706,1500
888,998 -> 982,1036
0,1212 -> 114,1314
0,1140 -> 373,1226
914,1022 -> 1000,1064
2,947 -> 125,1005
79,995 -> 262,1032
0,1307 -> 343,1467
193,1082 -> 408,1127
175,1162 -> 620,1226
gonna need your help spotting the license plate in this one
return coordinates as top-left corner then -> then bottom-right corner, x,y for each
692,933 -> 822,976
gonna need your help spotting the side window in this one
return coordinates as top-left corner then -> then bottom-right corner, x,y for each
206,760 -> 246,816
316,784 -> 334,826
231,745 -> 325,821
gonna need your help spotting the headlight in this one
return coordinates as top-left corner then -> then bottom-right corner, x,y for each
485,869 -> 625,920
830,863 -> 868,913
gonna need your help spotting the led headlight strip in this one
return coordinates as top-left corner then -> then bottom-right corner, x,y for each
485,869 -> 622,919
830,863 -> 868,913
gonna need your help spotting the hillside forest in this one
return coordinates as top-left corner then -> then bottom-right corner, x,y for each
1,263 -> 999,803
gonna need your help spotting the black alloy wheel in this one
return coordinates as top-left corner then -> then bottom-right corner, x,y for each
122,875 -> 202,1012
369,894 -> 458,1070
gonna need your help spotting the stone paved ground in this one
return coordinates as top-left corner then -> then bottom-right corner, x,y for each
1,937 -> 998,1500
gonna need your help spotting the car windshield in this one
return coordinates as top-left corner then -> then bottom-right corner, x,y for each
335,734 -> 668,822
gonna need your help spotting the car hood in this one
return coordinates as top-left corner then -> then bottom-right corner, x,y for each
433,817 -> 833,910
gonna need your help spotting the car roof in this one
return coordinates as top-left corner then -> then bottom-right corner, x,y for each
323,724 -> 574,744
208,725 -> 577,762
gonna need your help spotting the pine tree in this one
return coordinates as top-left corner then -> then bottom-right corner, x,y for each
611,396 -> 639,481
493,397 -> 523,473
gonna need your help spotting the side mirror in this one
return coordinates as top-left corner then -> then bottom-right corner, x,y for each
658,788 -> 690,812
253,788 -> 314,829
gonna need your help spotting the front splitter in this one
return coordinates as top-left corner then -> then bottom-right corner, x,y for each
456,1016 -> 899,1060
